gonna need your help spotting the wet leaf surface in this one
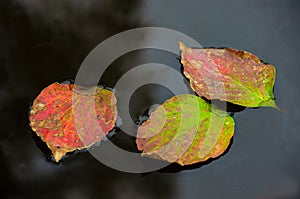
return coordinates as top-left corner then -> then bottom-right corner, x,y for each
179,42 -> 277,108
29,82 -> 117,162
136,94 -> 234,166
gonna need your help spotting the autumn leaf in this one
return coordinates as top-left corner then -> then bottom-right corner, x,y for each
29,82 -> 117,162
136,94 -> 234,166
179,42 -> 277,108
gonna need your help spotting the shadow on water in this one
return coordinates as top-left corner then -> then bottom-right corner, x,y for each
201,98 -> 247,114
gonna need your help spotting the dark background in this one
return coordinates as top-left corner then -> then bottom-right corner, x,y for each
1,0 -> 299,198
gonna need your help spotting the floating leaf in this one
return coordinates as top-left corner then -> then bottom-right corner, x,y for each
136,94 -> 234,166
179,42 -> 277,108
29,82 -> 117,162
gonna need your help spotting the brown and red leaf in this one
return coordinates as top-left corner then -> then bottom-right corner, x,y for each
29,82 -> 117,162
179,42 -> 277,108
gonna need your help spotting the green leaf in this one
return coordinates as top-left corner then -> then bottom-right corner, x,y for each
136,94 -> 235,166
179,42 -> 277,108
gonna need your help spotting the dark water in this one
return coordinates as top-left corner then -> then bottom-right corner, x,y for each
1,0 -> 300,198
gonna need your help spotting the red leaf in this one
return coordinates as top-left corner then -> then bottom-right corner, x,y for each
179,42 -> 277,108
29,82 -> 117,162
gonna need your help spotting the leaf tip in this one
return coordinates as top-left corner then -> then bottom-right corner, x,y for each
260,100 -> 285,112
178,41 -> 187,52
53,150 -> 64,163
273,104 -> 286,113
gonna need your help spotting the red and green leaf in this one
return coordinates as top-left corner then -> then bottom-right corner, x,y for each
136,94 -> 234,166
179,42 -> 277,108
29,82 -> 117,162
